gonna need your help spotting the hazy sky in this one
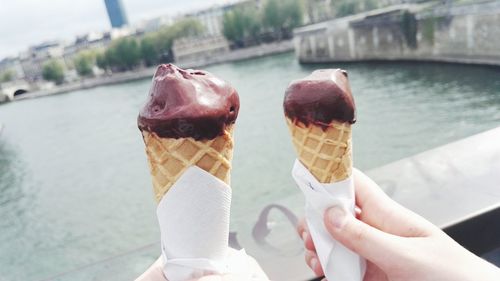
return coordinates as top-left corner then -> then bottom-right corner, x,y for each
0,0 -> 228,59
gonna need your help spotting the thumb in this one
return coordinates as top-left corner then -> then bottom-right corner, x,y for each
324,206 -> 404,266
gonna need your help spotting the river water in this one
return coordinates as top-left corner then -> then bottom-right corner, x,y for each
0,53 -> 499,280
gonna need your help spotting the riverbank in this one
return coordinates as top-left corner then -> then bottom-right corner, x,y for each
12,40 -> 293,102
294,1 -> 500,66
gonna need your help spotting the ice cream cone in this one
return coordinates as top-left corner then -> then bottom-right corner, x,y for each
286,119 -> 352,183
138,64 -> 239,202
283,69 -> 355,183
142,127 -> 234,202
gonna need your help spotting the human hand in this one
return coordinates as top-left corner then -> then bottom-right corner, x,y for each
135,255 -> 166,281
297,168 -> 500,281
135,248 -> 268,281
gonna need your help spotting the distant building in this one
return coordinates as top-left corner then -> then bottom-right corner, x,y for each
137,16 -> 173,33
104,0 -> 129,28
19,41 -> 65,82
189,7 -> 225,36
0,57 -> 25,81
172,35 -> 230,64
185,1 -> 260,37
63,32 -> 112,69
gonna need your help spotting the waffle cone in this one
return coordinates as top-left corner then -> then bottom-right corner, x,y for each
142,127 -> 234,202
286,119 -> 352,183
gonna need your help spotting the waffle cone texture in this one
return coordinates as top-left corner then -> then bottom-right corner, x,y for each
286,119 -> 352,183
142,127 -> 234,202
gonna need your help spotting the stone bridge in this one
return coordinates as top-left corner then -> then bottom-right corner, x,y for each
294,1 -> 500,66
0,80 -> 31,102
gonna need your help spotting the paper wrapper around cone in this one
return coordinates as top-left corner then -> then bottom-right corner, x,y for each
286,119 -> 352,183
142,127 -> 234,202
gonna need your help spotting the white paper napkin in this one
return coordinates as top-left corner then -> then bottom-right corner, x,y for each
157,165 -> 268,281
292,160 -> 366,281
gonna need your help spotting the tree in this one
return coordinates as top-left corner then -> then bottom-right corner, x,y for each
244,7 -> 262,40
93,18 -> 204,72
262,0 -> 303,38
223,9 -> 246,45
73,51 -> 95,77
222,6 -> 262,46
263,0 -> 282,31
154,18 -> 204,52
140,36 -> 158,66
0,70 -> 14,83
333,0 -> 378,17
42,60 -> 65,85
282,0 -> 303,29
95,52 -> 108,71
223,11 -> 240,43
106,37 -> 141,70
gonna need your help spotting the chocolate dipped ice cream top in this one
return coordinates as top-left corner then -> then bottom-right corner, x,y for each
138,64 -> 239,140
283,69 -> 356,128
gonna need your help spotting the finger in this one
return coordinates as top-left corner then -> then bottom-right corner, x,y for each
354,206 -> 361,218
305,250 -> 324,277
364,261 -> 389,281
353,168 -> 435,237
324,206 -> 404,267
135,256 -> 167,281
297,218 -> 316,251
297,217 -> 308,237
303,230 -> 316,251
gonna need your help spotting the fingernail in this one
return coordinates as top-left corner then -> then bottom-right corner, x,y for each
302,231 -> 307,242
327,206 -> 346,229
310,257 -> 318,270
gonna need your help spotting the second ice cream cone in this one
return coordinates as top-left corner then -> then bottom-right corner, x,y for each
286,119 -> 352,183
283,69 -> 356,183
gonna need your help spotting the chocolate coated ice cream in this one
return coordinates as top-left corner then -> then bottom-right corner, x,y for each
138,64 -> 239,140
283,69 -> 356,129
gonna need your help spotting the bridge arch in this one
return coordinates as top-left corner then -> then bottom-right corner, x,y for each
13,89 -> 28,97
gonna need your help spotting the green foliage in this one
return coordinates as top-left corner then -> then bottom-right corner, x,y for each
364,0 -> 378,11
64,18 -> 203,73
422,17 -> 435,44
73,51 -> 95,77
262,0 -> 304,32
282,0 -> 304,28
263,0 -> 281,30
333,0 -> 378,17
95,52 -> 108,70
223,10 -> 244,43
93,18 -> 204,70
0,70 -> 14,83
154,18 -> 204,52
106,37 -> 141,70
223,6 -> 261,44
401,11 -> 418,49
140,36 -> 158,66
42,60 -> 65,85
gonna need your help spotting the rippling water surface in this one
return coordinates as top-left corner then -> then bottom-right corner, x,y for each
0,53 -> 499,280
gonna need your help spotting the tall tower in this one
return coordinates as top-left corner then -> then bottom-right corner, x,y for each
104,0 -> 129,28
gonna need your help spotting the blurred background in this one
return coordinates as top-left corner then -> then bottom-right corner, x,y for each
0,0 -> 499,280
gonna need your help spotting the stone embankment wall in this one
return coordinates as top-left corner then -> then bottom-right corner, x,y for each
294,2 -> 500,65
